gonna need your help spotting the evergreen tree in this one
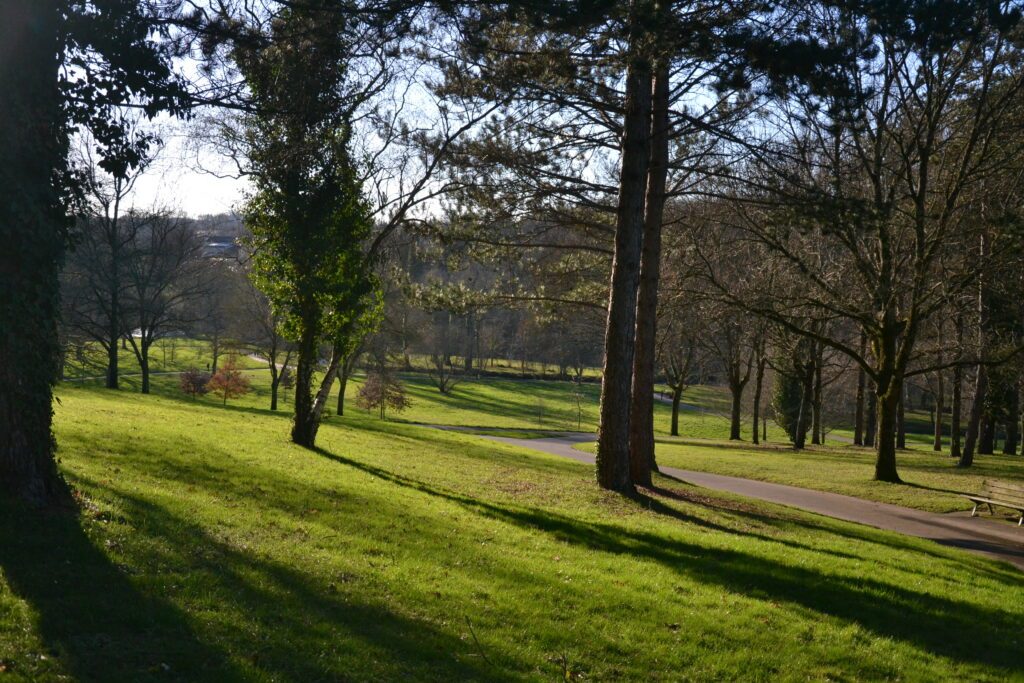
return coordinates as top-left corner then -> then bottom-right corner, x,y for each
238,1 -> 376,448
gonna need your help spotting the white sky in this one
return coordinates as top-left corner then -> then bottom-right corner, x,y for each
127,121 -> 248,218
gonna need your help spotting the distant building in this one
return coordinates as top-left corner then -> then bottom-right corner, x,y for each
201,235 -> 241,260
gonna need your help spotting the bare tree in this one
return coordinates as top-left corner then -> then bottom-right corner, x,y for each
62,132 -> 158,388
123,211 -> 208,393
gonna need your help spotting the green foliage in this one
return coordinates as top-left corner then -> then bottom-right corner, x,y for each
240,2 -> 377,350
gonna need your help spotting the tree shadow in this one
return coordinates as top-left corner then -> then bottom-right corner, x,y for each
72,483 -> 514,682
312,446 -> 1024,675
0,502 -> 245,681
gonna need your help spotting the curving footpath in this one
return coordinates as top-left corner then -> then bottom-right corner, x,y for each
436,428 -> 1024,571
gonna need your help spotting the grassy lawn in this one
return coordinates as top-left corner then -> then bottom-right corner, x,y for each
640,439 -> 1024,514
62,338 -> 264,380
1,383 -> 1022,680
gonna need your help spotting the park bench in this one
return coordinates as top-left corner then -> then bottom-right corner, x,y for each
964,480 -> 1024,527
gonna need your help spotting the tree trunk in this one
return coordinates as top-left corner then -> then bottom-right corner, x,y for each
670,386 -> 682,437
951,321 -> 963,458
1004,387 -> 1019,455
961,232 -> 990,467
106,325 -> 119,390
464,312 -> 475,374
959,365 -> 988,468
874,389 -> 901,482
0,0 -> 69,506
752,354 -> 766,445
211,333 -> 221,375
979,413 -> 995,455
294,348 -> 340,448
895,386 -> 906,450
291,322 -> 320,447
270,375 -> 279,411
628,57 -> 668,486
864,379 -> 876,448
729,381 -> 744,440
811,347 -> 822,445
854,333 -> 866,445
338,348 -> 361,419
793,363 -> 813,450
595,41 -> 652,495
933,371 -> 944,452
1004,416 -> 1018,455
139,342 -> 151,395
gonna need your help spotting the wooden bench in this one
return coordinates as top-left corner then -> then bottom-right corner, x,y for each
964,480 -> 1024,526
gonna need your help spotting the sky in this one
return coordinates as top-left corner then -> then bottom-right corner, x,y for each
126,121 -> 248,218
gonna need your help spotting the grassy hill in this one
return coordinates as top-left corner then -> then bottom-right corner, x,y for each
1,383 -> 1022,680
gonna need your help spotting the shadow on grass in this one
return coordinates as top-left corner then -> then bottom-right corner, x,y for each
1,489 -> 509,682
313,446 -> 1024,675
0,502 -> 245,682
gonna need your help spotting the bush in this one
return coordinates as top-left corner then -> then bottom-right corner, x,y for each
207,358 -> 251,406
180,368 -> 211,399
356,369 -> 410,420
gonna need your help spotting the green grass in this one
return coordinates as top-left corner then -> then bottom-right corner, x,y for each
640,439 -> 1024,514
62,338 -> 264,381
2,383 -> 1023,680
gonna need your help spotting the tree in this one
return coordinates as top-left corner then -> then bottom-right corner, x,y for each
61,130 -> 158,389
713,2 -> 1024,482
1,0 -> 184,505
238,277 -> 294,411
238,2 -> 376,448
207,357 -> 251,406
356,368 -> 410,420
123,211 -> 208,394
772,338 -> 815,449
179,368 -> 211,399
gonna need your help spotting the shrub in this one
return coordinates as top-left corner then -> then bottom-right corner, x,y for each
180,368 -> 211,399
207,358 -> 251,406
356,369 -> 410,420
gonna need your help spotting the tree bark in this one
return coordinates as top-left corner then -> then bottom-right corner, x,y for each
336,348 -> 360,417
933,371 -> 944,452
291,317 -> 321,447
951,320 -> 963,458
596,35 -> 652,495
854,332 -> 866,445
670,386 -> 682,437
895,386 -> 906,450
628,56 -> 668,486
729,382 -> 745,440
793,362 -> 814,450
864,379 -> 877,448
1004,387 -> 1019,455
106,316 -> 119,389
752,352 -> 766,446
139,346 -> 150,394
337,369 -> 349,416
811,345 -> 823,445
959,365 -> 988,468
961,232 -> 990,468
294,346 -> 341,448
874,388 -> 901,482
979,412 -> 995,455
0,0 -> 70,506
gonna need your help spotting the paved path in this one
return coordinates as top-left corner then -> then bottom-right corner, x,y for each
435,427 -> 1024,571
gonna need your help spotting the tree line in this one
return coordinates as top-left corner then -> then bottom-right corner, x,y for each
5,0 -> 1024,506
